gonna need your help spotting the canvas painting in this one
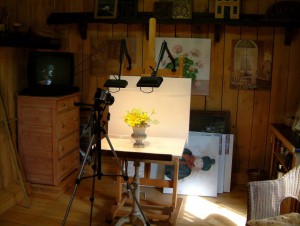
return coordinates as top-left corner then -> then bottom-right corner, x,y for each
164,131 -> 220,197
223,133 -> 234,192
231,39 -> 273,90
155,37 -> 211,96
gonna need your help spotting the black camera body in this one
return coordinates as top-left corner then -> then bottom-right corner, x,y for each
93,88 -> 115,106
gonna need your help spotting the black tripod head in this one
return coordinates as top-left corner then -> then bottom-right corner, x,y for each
93,88 -> 114,109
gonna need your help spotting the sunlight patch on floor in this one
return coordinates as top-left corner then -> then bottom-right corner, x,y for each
184,196 -> 246,226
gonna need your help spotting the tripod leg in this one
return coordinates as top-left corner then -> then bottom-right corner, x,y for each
62,134 -> 96,226
89,158 -> 97,226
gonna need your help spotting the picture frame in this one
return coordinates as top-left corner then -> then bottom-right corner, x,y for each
164,131 -> 220,197
94,0 -> 118,19
189,110 -> 230,134
155,37 -> 211,95
172,0 -> 192,19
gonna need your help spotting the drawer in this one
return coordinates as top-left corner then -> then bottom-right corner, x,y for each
58,131 -> 79,159
21,106 -> 53,126
58,150 -> 79,181
58,109 -> 79,138
57,95 -> 80,113
21,132 -> 52,152
22,150 -> 53,185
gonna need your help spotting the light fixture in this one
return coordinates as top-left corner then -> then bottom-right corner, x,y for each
104,39 -> 131,88
136,40 -> 176,88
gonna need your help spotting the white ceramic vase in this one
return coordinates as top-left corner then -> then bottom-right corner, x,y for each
131,126 -> 147,148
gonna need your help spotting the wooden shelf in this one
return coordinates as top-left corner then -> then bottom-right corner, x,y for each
0,32 -> 61,49
47,12 -> 300,44
270,123 -> 300,180
272,124 -> 300,152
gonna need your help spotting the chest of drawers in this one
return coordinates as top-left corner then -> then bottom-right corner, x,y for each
17,93 -> 80,186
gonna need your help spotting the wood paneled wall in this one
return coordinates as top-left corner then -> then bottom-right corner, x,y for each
0,0 -> 300,202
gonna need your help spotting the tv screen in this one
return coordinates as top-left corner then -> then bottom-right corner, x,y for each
26,51 -> 78,96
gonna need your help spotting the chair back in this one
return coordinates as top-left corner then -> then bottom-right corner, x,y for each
247,165 -> 300,221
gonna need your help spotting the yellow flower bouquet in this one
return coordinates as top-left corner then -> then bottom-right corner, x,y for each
124,108 -> 159,128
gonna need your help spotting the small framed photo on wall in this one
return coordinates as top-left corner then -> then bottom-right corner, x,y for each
172,0 -> 192,19
94,0 -> 118,19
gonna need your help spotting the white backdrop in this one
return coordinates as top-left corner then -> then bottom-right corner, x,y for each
107,76 -> 191,139
107,75 -> 191,180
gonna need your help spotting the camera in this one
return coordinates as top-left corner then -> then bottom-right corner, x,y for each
93,88 -> 114,106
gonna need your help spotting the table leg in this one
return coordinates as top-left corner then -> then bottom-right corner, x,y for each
115,160 -> 146,226
172,158 -> 179,210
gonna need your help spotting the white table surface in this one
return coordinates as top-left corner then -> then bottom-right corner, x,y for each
101,135 -> 186,160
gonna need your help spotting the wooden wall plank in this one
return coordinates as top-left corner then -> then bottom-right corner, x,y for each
249,27 -> 273,171
82,0 -> 98,103
69,0 -> 83,100
25,0 -> 46,26
208,0 -> 215,13
269,28 -> 290,124
194,0 -> 209,13
143,0 -> 154,12
53,0 -> 70,51
234,26 -> 257,184
206,24 -> 224,110
190,23 -> 209,110
258,0 -> 275,14
128,24 -> 144,71
0,47 -> 18,187
222,25 -> 240,183
286,30 -> 300,115
0,127 -> 13,187
137,0 -> 144,12
242,0 -> 259,14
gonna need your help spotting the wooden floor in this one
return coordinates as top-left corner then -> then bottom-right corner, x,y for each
0,171 -> 248,226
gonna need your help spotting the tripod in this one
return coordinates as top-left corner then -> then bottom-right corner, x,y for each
62,88 -> 150,226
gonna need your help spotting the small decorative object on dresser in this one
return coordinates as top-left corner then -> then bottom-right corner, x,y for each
94,0 -> 118,19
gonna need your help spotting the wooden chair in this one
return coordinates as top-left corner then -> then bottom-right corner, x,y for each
246,165 -> 300,226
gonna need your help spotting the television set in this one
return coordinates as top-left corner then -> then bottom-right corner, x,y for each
26,51 -> 79,96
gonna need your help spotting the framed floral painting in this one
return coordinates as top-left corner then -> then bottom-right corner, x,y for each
155,37 -> 211,95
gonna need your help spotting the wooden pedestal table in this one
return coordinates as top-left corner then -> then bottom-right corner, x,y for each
101,136 -> 185,225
